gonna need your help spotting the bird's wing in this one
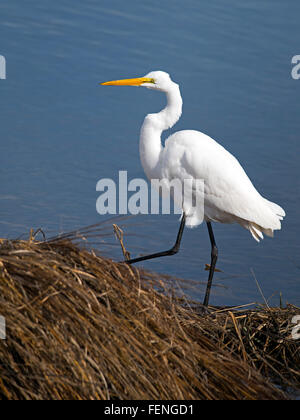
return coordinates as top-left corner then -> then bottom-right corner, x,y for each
162,130 -> 283,230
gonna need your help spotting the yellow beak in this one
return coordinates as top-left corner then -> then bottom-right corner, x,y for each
101,77 -> 154,86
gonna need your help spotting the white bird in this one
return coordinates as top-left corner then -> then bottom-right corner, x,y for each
101,71 -> 285,306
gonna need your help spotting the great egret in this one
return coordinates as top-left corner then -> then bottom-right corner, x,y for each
101,71 -> 285,306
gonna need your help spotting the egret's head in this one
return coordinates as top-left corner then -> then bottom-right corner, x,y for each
101,71 -> 177,93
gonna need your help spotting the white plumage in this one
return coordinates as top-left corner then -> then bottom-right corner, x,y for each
137,71 -> 285,241
161,129 -> 285,240
101,70 -> 285,305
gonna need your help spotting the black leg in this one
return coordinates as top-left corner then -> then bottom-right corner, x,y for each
203,222 -> 218,307
125,213 -> 186,265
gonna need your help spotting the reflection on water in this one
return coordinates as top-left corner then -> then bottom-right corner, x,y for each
0,0 -> 299,306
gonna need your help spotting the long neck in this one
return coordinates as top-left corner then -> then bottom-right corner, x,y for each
139,83 -> 183,179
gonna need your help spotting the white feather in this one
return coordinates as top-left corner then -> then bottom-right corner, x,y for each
138,71 -> 285,240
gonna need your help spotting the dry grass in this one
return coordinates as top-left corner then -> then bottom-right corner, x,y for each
0,235 -> 298,400
193,305 -> 300,393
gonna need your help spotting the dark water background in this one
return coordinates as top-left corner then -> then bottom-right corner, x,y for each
1,0 -> 300,306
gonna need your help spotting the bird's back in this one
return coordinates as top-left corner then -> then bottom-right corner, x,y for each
159,130 -> 285,240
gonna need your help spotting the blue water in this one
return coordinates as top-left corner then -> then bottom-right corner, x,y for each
1,0 -> 299,306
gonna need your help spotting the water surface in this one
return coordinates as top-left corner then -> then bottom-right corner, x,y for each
1,0 -> 299,306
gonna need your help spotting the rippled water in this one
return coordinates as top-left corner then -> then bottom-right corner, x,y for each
1,0 -> 300,306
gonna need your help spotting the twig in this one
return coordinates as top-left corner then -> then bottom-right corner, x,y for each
113,224 -> 131,261
29,228 -> 46,243
228,311 -> 248,362
251,268 -> 270,310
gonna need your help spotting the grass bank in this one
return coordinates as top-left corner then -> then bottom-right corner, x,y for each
0,234 -> 299,400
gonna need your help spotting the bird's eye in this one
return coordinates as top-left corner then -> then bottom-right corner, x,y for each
144,78 -> 155,84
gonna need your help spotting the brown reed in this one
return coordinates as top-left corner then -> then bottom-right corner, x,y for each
0,236 -> 298,400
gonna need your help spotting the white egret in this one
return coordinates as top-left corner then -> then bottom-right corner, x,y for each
101,71 -> 285,306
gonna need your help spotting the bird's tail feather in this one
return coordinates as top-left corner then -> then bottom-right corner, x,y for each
249,223 -> 274,242
263,198 -> 286,220
246,197 -> 285,242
